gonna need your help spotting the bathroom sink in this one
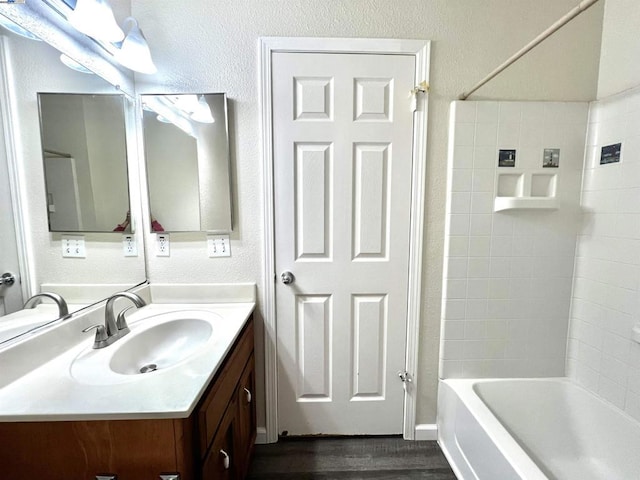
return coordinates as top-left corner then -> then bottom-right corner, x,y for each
70,309 -> 222,385
110,318 -> 212,375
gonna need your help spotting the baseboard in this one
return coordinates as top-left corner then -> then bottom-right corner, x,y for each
256,426 -> 268,444
414,423 -> 438,441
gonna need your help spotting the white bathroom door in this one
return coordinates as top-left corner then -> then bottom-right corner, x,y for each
273,51 -> 416,435
0,128 -> 22,316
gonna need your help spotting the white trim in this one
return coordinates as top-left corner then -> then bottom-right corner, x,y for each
260,36 -> 430,444
415,423 -> 438,441
403,41 -> 431,441
259,37 -> 279,444
0,38 -> 33,299
255,427 -> 268,445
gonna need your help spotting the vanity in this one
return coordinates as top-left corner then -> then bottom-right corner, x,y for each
0,285 -> 256,480
0,6 -> 253,479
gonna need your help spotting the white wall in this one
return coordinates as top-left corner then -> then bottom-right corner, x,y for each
197,94 -> 232,232
568,88 -> 640,420
144,113 -> 201,231
2,32 -> 146,292
83,95 -> 130,230
441,101 -> 587,378
566,0 -> 640,421
39,93 -> 96,229
131,0 -> 604,427
597,0 -> 640,98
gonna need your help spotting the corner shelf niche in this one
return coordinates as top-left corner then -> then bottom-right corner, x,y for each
494,172 -> 558,212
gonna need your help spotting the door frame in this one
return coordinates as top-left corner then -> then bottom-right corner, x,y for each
260,37 -> 430,443
0,38 -> 32,302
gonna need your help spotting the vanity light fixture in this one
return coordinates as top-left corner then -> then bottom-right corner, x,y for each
155,113 -> 196,138
115,17 -> 157,74
68,0 -> 124,43
190,95 -> 215,124
172,94 -> 200,113
59,53 -> 94,74
0,15 -> 42,41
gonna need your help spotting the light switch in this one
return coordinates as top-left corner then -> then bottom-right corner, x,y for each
207,234 -> 231,257
62,235 -> 86,258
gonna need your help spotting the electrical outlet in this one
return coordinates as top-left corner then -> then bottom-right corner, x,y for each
207,234 -> 231,257
62,235 -> 86,258
156,233 -> 170,256
123,234 -> 138,257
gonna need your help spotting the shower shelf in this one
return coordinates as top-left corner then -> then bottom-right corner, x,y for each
494,197 -> 558,212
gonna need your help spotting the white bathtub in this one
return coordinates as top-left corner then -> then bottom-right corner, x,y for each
437,378 -> 640,480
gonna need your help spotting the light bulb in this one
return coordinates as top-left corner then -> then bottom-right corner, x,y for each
68,0 -> 124,43
115,17 -> 157,74
59,54 -> 94,74
0,16 -> 42,41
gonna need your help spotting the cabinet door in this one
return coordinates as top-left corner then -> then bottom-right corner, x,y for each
235,354 -> 256,477
202,399 -> 237,480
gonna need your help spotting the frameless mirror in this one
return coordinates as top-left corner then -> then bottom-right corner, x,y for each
141,93 -> 232,232
38,93 -> 130,233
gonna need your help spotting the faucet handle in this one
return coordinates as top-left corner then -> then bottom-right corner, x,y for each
83,324 -> 108,348
116,306 -> 135,334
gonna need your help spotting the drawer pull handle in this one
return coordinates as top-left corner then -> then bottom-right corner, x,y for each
220,449 -> 230,470
244,387 -> 252,403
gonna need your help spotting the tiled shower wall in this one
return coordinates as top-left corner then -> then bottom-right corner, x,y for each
568,87 -> 640,422
440,101 -> 588,379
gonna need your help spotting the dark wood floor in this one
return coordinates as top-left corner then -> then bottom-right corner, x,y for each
247,436 -> 457,480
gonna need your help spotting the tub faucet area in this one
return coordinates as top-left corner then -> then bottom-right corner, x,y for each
23,292 -> 70,320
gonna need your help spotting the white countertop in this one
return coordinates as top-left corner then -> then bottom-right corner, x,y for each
0,302 -> 254,422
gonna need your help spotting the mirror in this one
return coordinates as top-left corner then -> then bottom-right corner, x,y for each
38,93 -> 130,233
141,94 -> 232,232
0,18 -> 146,340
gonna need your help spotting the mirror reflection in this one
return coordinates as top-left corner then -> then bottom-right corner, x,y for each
0,19 -> 146,342
38,93 -> 130,233
141,93 -> 232,232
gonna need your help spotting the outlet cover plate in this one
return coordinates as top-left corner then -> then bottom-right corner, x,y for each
62,235 -> 86,258
123,234 -> 138,257
156,234 -> 170,257
207,234 -> 231,257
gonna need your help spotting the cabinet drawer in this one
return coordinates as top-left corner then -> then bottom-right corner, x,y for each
198,319 -> 254,459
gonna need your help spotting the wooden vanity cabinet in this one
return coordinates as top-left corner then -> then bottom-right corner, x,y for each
0,315 -> 256,480
198,321 -> 257,480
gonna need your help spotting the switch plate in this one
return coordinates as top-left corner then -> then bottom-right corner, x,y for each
123,234 -> 138,257
156,234 -> 170,256
207,234 -> 231,257
62,235 -> 86,258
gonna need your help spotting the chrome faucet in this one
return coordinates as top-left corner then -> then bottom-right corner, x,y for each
83,291 -> 147,349
24,292 -> 71,320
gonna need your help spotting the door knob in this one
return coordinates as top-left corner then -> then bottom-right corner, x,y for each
281,271 -> 295,284
1,272 -> 15,287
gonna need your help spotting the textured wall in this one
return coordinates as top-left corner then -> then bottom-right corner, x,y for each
2,32 -> 146,294
131,0 -> 604,427
597,0 -> 640,98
